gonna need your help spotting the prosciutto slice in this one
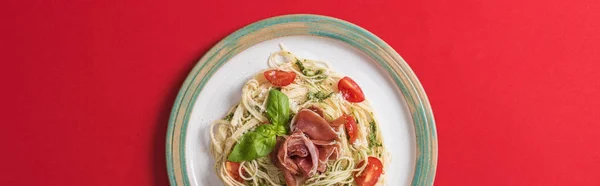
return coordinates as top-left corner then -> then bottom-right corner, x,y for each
273,108 -> 342,185
317,143 -> 340,172
294,109 -> 337,141
329,115 -> 346,127
307,105 -> 324,117
275,131 -> 319,186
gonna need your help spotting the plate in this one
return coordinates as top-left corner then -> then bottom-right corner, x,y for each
166,14 -> 437,186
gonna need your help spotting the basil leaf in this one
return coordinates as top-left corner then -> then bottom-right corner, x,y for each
255,124 -> 277,136
228,125 -> 277,162
227,90 -> 292,162
266,89 -> 290,129
275,125 -> 287,136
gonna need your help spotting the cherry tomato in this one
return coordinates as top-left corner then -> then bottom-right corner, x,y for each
343,115 -> 358,143
338,77 -> 365,102
264,70 -> 296,86
354,157 -> 384,186
225,161 -> 244,183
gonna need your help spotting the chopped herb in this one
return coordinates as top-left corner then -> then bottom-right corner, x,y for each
369,121 -> 382,148
307,92 -> 314,100
295,59 -> 306,72
307,91 -> 334,102
295,59 -> 325,77
304,69 -> 315,76
224,113 -> 234,121
318,91 -> 334,100
370,121 -> 376,133
254,105 -> 262,112
314,75 -> 327,80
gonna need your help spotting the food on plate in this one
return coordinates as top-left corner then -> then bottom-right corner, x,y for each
209,45 -> 387,186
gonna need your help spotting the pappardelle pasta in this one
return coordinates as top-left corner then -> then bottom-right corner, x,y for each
209,44 -> 388,186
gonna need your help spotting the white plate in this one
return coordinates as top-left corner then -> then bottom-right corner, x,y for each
167,15 -> 437,186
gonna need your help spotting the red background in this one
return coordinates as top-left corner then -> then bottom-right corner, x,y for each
2,0 -> 599,185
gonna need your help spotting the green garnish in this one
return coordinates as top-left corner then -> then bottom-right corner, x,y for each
295,59 -> 326,77
265,90 -> 290,127
228,90 -> 291,162
295,59 -> 306,72
307,91 -> 334,102
224,113 -> 234,121
368,121 -> 382,148
228,124 -> 277,162
304,70 -> 315,76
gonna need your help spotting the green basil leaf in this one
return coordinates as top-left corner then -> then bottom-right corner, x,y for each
255,124 -> 277,136
227,124 -> 277,162
227,89 -> 292,162
266,89 -> 290,129
275,125 -> 287,136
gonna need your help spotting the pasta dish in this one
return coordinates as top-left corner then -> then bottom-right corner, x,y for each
210,45 -> 387,186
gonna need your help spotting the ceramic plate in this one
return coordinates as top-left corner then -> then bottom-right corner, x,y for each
166,14 -> 437,186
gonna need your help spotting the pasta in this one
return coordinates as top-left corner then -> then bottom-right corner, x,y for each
209,44 -> 388,186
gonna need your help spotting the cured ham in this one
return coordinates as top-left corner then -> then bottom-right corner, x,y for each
274,108 -> 342,186
294,109 -> 337,141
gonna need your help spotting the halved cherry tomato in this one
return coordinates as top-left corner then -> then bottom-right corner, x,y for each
330,115 -> 357,142
332,114 -> 358,143
264,70 -> 296,86
354,157 -> 384,186
343,115 -> 358,143
338,77 -> 365,102
225,161 -> 244,183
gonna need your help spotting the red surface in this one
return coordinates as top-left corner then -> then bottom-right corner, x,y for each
1,0 -> 599,185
